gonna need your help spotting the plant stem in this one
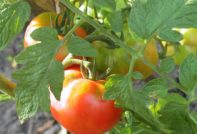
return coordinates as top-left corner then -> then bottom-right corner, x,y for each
0,73 -> 16,97
60,0 -> 137,56
127,56 -> 137,91
55,0 -> 61,14
62,58 -> 91,69
85,35 -> 118,49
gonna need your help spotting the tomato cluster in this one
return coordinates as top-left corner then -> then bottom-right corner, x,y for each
24,12 -> 87,61
24,12 -> 123,134
24,12 -> 160,133
164,28 -> 197,65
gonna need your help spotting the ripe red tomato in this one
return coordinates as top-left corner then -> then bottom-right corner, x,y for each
50,66 -> 82,122
50,68 -> 122,134
24,12 -> 87,61
63,66 -> 82,86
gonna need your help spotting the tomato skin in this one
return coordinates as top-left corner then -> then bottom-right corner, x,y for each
74,27 -> 88,38
182,28 -> 197,52
50,66 -> 82,125
93,41 -> 130,75
24,12 -> 59,47
50,73 -> 122,134
24,12 -> 87,61
134,39 -> 158,78
166,44 -> 190,65
63,66 -> 82,87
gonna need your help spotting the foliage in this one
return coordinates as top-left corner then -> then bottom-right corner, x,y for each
0,1 -> 30,50
0,0 -> 197,133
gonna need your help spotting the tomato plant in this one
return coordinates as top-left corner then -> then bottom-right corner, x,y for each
1,1 -> 197,134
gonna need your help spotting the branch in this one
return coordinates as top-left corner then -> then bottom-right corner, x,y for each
27,0 -> 56,14
0,73 -> 16,97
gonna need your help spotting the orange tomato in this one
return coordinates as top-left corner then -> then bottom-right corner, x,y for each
24,12 -> 87,61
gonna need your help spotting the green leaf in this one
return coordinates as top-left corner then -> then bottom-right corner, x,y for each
189,112 -> 197,125
104,74 -> 131,104
133,127 -> 159,134
13,27 -> 64,122
127,92 -> 167,134
159,30 -> 183,42
173,45 -> 190,65
0,94 -> 12,101
107,11 -> 123,32
142,78 -> 168,98
132,71 -> 144,80
148,93 -> 187,118
179,54 -> 197,91
109,122 -> 132,134
104,75 -> 167,133
0,1 -> 30,50
48,61 -> 64,100
93,0 -> 116,12
159,102 -> 197,134
1,0 -> 17,4
67,36 -> 98,57
31,27 -> 61,43
160,57 -> 175,73
115,0 -> 127,10
162,93 -> 187,105
129,0 -> 197,42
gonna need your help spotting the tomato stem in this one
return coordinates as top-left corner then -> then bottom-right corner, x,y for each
55,0 -> 61,14
63,58 -> 91,69
127,55 -> 137,92
85,35 -> 119,49
62,53 -> 73,64
84,0 -> 88,14
62,54 -> 94,80
155,37 -> 168,59
0,73 -> 16,97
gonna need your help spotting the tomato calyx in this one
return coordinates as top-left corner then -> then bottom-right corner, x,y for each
62,58 -> 91,71
54,9 -> 76,36
62,54 -> 94,80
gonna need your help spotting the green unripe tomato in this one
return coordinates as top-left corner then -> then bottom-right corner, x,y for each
93,39 -> 158,79
182,28 -> 197,52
